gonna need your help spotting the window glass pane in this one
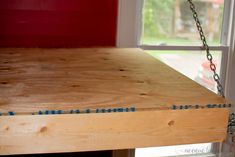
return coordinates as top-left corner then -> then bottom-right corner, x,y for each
135,143 -> 212,157
146,50 -> 222,93
141,0 -> 224,46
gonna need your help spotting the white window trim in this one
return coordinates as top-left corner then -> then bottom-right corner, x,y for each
116,0 -> 143,47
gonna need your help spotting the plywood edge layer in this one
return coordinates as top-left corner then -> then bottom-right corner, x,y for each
0,108 -> 229,155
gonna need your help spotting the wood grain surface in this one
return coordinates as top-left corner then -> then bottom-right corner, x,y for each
0,48 -> 227,114
0,109 -> 229,155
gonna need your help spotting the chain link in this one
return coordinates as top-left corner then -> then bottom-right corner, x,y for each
187,0 -> 224,97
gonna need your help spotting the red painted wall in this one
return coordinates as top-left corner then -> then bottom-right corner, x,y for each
0,0 -> 118,47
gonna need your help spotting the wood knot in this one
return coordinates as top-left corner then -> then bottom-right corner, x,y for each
1,81 -> 8,85
40,126 -> 48,133
4,126 -> 10,131
168,120 -> 175,126
71,85 -> 80,88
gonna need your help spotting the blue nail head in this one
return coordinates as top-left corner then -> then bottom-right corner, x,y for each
86,109 -> 91,113
76,109 -> 80,113
113,108 -> 117,112
58,110 -> 63,114
101,109 -> 106,113
213,104 -> 217,108
51,110 -> 56,114
45,110 -> 50,114
107,109 -> 112,113
172,105 -> 177,110
130,107 -> 136,112
38,111 -> 43,115
125,108 -> 129,112
118,108 -> 124,112
8,111 -> 14,116
96,109 -> 100,113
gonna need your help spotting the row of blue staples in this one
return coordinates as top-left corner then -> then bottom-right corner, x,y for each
1,107 -> 136,116
172,104 -> 232,110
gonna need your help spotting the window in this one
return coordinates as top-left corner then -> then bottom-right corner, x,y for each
136,143 -> 213,157
141,0 -> 224,46
139,0 -> 229,94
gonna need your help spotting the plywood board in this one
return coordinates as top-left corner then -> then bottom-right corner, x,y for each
0,48 -> 228,114
0,48 -> 230,155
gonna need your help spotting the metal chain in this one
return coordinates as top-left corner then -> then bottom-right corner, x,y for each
187,0 -> 224,97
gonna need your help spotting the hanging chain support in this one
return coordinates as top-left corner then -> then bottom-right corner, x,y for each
187,0 -> 224,97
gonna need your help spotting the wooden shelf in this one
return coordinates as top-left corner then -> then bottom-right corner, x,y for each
0,48 -> 230,155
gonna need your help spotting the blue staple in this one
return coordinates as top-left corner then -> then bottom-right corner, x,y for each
45,110 -> 49,115
130,107 -> 136,112
118,108 -> 124,112
172,105 -> 177,110
8,111 -> 14,116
